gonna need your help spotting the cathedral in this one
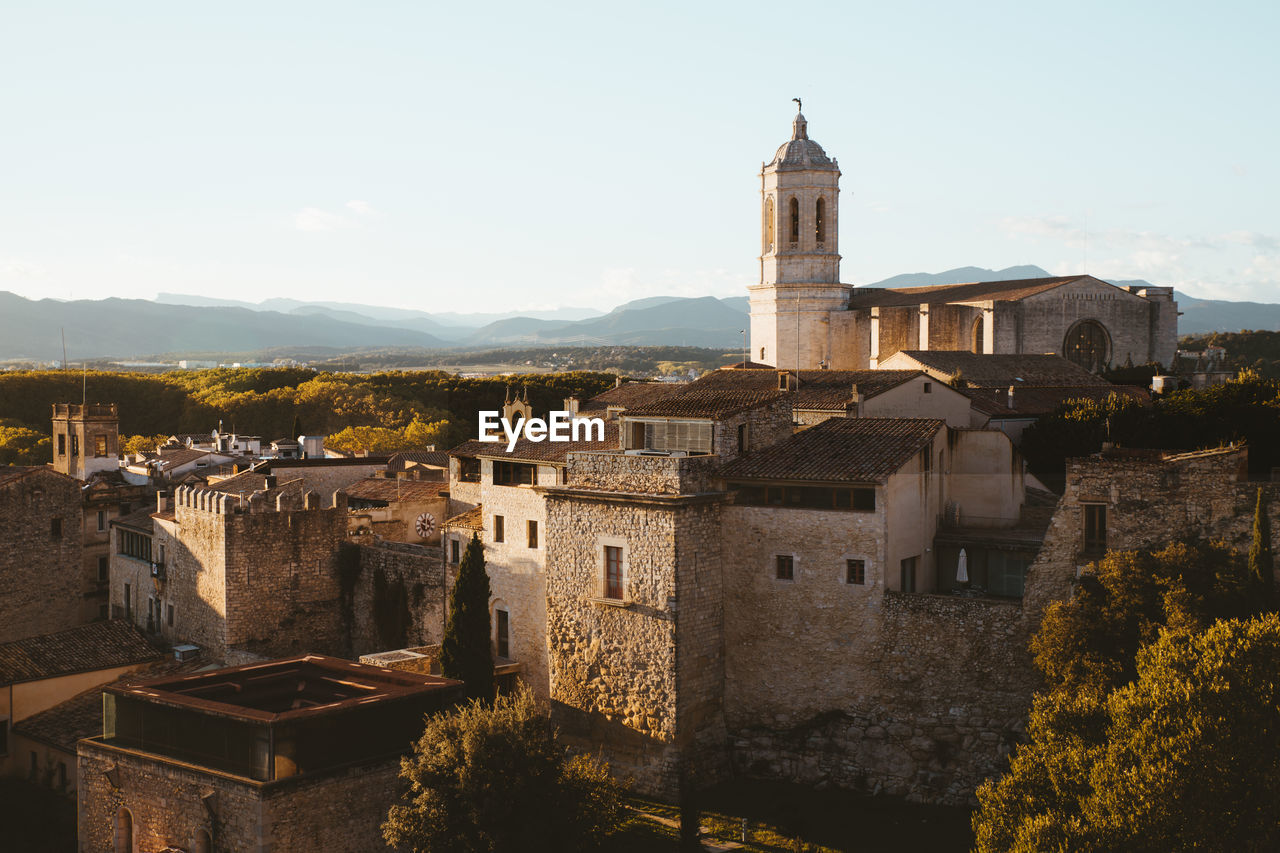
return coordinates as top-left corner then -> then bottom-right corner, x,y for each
748,111 -> 1179,372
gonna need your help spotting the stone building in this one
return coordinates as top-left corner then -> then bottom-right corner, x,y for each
109,481 -> 351,663
747,113 -> 1177,371
76,655 -> 463,853
0,466 -> 84,643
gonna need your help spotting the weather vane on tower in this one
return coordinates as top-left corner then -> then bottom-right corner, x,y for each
792,97 -> 802,112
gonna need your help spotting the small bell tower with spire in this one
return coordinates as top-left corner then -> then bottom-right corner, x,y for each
748,103 -> 850,369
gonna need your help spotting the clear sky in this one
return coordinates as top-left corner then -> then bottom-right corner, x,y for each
1,1 -> 1276,312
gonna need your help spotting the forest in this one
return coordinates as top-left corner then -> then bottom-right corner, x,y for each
0,368 -> 617,465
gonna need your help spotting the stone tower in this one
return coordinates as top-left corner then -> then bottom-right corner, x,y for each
51,402 -> 119,481
748,110 -> 850,369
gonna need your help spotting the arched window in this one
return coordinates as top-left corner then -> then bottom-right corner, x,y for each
764,197 -> 775,252
971,316 -> 985,353
114,808 -> 133,853
1063,320 -> 1111,371
788,198 -> 799,244
815,198 -> 826,245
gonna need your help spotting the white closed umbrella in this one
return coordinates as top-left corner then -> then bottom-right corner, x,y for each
956,549 -> 969,584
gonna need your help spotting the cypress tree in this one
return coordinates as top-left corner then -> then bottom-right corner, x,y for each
440,533 -> 495,702
1248,487 -> 1275,609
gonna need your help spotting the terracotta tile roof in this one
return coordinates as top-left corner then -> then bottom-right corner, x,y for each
12,659 -> 215,752
443,504 -> 484,531
112,505 -> 156,535
966,384 -> 1152,418
387,450 -> 450,470
718,417 -> 944,484
884,351 -> 1109,388
0,621 -> 160,685
342,478 -> 448,503
721,360 -> 776,369
449,423 -> 620,464
619,368 -> 789,419
791,370 -> 923,409
580,381 -> 685,412
0,466 -> 43,488
847,275 -> 1087,308
153,449 -> 239,471
202,469 -> 273,494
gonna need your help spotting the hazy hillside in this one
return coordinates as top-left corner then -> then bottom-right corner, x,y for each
0,292 -> 447,361
465,295 -> 750,347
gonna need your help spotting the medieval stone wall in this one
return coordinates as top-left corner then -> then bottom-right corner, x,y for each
1015,279 -> 1170,367
871,306 -> 919,366
350,540 -> 446,658
564,451 -> 724,495
728,592 -> 1035,805
0,468 -> 85,643
77,740 -> 402,853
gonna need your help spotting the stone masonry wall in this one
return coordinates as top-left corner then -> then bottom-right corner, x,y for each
78,740 -> 402,853
564,451 -> 724,495
729,592 -> 1034,805
0,468 -> 85,643
350,540 -> 446,657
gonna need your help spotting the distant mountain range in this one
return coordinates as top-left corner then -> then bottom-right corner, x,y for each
1,267 -> 1274,361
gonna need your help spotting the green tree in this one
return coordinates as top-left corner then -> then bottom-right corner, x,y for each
1249,487 -> 1275,609
1032,540 -> 1265,694
383,686 -> 621,853
440,533 -> 494,703
0,424 -> 51,465
976,615 -> 1280,852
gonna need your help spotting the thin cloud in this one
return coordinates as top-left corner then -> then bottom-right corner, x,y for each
295,207 -> 354,232
346,200 -> 378,216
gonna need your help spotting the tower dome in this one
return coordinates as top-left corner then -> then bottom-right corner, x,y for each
769,113 -> 838,171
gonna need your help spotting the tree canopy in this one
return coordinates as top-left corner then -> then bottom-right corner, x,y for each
383,686 -> 621,853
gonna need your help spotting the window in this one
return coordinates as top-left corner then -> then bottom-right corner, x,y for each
117,529 -> 152,562
631,420 -> 714,454
494,515 -> 505,543
922,449 -> 931,474
764,196 -> 775,251
98,556 -> 109,582
458,457 -> 481,483
923,382 -> 932,394
94,434 -> 107,457
737,423 -> 748,454
124,583 -> 132,619
98,603 -> 108,620
1064,320 -> 1111,371
493,461 -> 536,486
167,604 -> 174,627
527,520 -> 538,549
0,718 -> 8,755
57,761 -> 66,791
900,556 -> 918,592
789,197 -> 800,243
70,434 -> 79,457
495,608 -> 509,658
50,518 -> 62,539
775,555 -> 794,581
604,546 -> 623,599
846,559 -> 866,585
97,510 -> 106,531
815,197 -> 826,244
57,434 -> 66,456
1083,503 -> 1107,555
450,538 -> 460,565
731,483 -> 875,512
29,751 -> 37,781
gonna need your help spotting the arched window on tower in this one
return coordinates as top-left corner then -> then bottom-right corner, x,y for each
789,198 -> 800,245
971,315 -> 985,353
815,198 -> 826,245
764,197 -> 775,252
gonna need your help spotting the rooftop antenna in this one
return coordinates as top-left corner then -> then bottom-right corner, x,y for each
81,362 -> 87,406
740,329 -> 747,366
61,328 -> 68,371
1083,209 -> 1089,274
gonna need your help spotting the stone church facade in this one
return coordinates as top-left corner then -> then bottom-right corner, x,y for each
749,113 -> 1178,371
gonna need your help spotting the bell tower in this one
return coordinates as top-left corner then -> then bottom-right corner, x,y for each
748,107 -> 850,369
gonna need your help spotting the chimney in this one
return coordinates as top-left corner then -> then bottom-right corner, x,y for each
614,376 -> 623,388
157,491 -> 170,513
850,383 -> 862,404
565,396 -> 580,417
1007,385 -> 1016,409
